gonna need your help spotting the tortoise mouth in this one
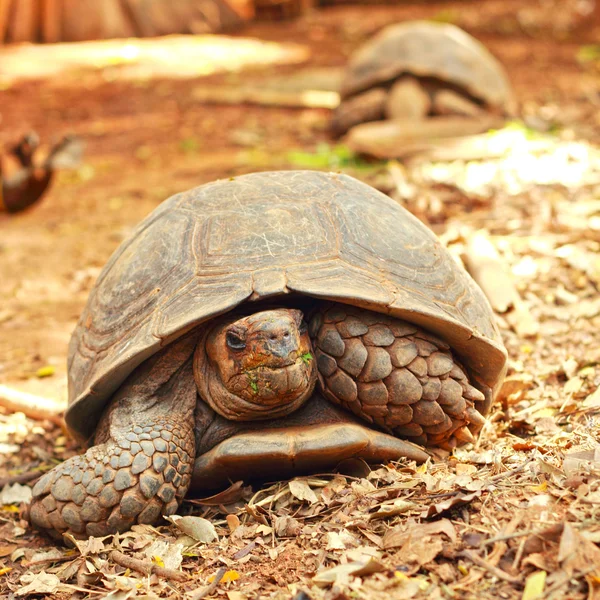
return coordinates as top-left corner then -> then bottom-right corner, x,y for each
228,358 -> 314,406
237,355 -> 301,373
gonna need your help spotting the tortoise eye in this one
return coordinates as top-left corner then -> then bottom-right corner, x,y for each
299,320 -> 308,335
226,332 -> 246,351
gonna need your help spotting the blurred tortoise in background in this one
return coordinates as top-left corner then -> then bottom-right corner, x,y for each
28,170 -> 507,540
331,20 -> 514,138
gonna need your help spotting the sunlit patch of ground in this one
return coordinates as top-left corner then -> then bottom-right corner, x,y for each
0,35 -> 310,84
414,124 -> 600,197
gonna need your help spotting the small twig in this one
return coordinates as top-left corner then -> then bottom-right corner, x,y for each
487,458 -> 535,484
544,566 -> 597,597
459,550 -> 521,585
110,550 -> 188,582
511,535 -> 527,571
483,530 -> 536,546
0,469 -> 44,489
189,567 -> 227,600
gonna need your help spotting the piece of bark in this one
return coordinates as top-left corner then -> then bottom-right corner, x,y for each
41,0 -> 61,43
432,89 -> 484,117
100,0 -> 135,39
0,0 -> 13,43
193,85 -> 339,109
0,385 -> 65,425
7,0 -> 36,43
385,77 -> 431,120
344,115 -> 505,159
61,0 -> 133,41
193,0 -> 245,31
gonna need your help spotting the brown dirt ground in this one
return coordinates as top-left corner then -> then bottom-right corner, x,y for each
1,1 -> 600,599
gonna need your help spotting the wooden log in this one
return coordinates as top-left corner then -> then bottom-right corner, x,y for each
7,0 -> 36,43
120,0 -> 157,36
61,0 -> 132,41
0,0 -> 245,44
0,0 -> 13,43
195,0 -> 245,31
41,0 -> 62,43
101,0 -> 136,39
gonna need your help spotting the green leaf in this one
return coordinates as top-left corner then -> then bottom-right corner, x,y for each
577,45 -> 600,63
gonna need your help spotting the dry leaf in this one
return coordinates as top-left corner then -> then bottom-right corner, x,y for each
144,540 -> 184,570
313,558 -> 385,586
396,535 -> 444,572
369,498 -> 414,520
24,548 -> 67,566
194,481 -> 246,506
464,230 -> 519,313
273,515 -> 302,537
558,522 -> 579,563
0,483 -> 32,505
522,570 -> 546,600
166,515 -> 218,543
226,514 -> 241,532
209,570 -> 239,583
289,480 -> 318,504
422,491 -> 481,519
583,387 -> 600,407
15,572 -> 61,596
326,532 -> 347,550
63,534 -> 109,556
563,447 -> 600,476
383,519 -> 457,549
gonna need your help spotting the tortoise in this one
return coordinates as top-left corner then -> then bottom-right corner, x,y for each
27,170 -> 507,540
330,20 -> 514,137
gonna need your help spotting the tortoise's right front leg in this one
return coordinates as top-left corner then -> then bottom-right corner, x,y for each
28,337 -> 198,540
29,417 -> 195,539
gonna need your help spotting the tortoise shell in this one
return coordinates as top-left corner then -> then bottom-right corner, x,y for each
66,170 -> 506,441
339,20 -> 514,111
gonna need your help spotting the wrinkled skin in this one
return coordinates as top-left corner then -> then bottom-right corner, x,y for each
195,309 -> 317,421
28,305 -> 488,542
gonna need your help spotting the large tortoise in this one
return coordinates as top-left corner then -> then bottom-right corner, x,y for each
331,20 -> 514,137
28,170 -> 507,540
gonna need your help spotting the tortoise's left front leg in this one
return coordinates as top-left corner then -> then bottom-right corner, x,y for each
310,304 -> 492,450
28,337 -> 198,540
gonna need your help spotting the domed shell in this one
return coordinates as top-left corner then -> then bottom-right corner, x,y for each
66,170 -> 507,441
340,20 -> 514,111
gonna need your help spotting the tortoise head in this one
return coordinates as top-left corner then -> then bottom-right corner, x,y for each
194,308 -> 317,421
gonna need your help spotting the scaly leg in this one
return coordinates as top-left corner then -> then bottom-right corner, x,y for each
310,304 -> 492,450
28,335 -> 198,540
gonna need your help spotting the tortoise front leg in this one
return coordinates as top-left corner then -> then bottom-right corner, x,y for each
310,304 -> 492,451
29,337 -> 198,540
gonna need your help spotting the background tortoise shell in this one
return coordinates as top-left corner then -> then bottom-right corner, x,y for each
339,20 -> 514,112
67,170 -> 507,442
